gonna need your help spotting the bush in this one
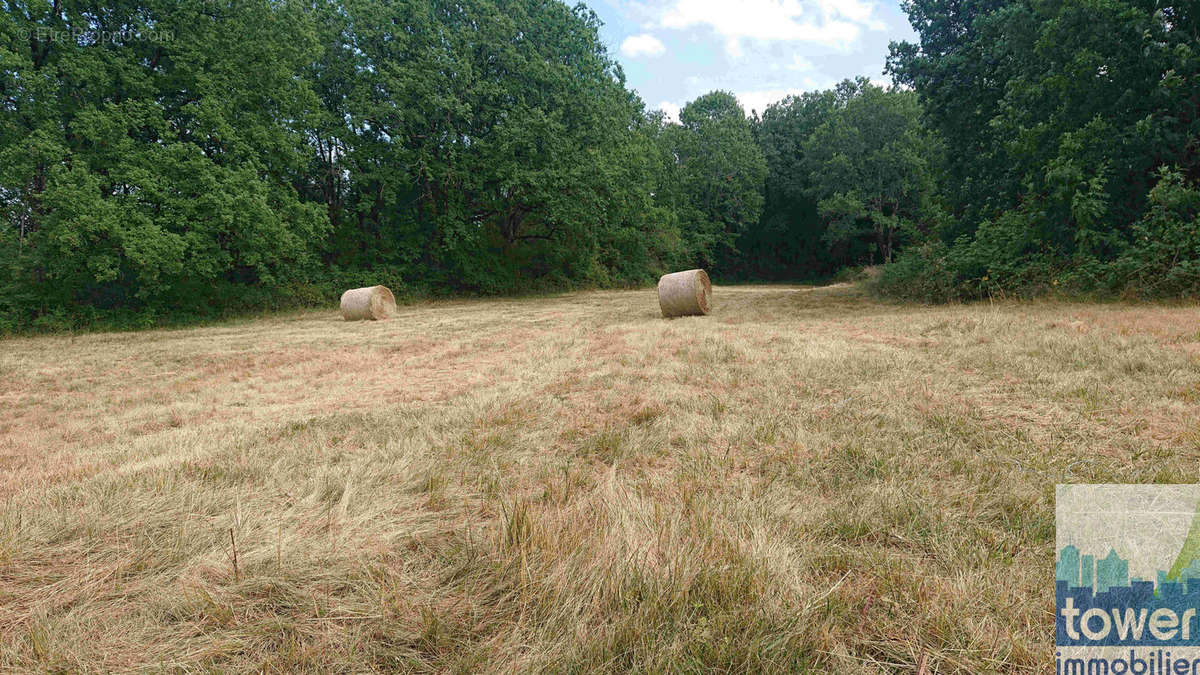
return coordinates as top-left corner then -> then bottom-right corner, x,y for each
873,241 -> 957,303
1111,168 -> 1200,298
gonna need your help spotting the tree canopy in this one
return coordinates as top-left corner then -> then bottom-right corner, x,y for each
2,0 -> 1198,329
885,0 -> 1200,298
666,91 -> 766,271
1,0 -> 327,324
744,80 -> 942,277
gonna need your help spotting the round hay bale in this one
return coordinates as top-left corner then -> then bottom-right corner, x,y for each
340,285 -> 397,321
657,269 -> 711,318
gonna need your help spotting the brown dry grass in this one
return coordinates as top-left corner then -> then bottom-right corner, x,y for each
2,283 -> 1200,672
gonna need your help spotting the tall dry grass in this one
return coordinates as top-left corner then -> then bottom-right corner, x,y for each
2,284 -> 1199,672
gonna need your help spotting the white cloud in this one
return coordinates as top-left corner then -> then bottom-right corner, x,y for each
659,0 -> 883,55
620,33 -> 667,58
657,100 -> 681,123
735,89 -> 805,116
787,55 -> 816,72
814,0 -> 885,30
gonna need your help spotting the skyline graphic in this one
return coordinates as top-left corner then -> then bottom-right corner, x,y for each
1057,544 -> 1200,596
1057,485 -> 1200,655
1056,485 -> 1200,583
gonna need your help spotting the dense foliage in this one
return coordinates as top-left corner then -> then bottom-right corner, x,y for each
1,0 -> 328,328
302,0 -> 683,294
2,0 -> 1198,330
0,0 -> 764,330
743,79 -> 943,279
663,92 -> 767,272
886,0 -> 1200,299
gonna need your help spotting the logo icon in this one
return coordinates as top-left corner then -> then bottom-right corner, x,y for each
1057,484 -> 1200,673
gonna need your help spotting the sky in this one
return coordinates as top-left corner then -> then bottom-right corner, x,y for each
586,0 -> 919,120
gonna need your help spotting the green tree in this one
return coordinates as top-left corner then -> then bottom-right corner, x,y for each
802,81 -> 942,265
666,91 -> 767,271
747,80 -> 942,276
306,0 -> 676,294
1,0 -> 688,329
888,0 -> 1200,296
1,0 -> 326,324
746,88 -> 840,279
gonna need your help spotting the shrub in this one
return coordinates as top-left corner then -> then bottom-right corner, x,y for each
873,241 -> 957,303
1112,168 -> 1200,298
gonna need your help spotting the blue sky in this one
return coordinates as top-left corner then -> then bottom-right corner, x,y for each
586,0 -> 918,119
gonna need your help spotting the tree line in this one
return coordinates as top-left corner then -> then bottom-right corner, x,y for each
880,0 -> 1199,300
1,0 -> 1196,330
2,0 -> 773,329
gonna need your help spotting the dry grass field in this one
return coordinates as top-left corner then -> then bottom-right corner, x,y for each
3,283 -> 1200,672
